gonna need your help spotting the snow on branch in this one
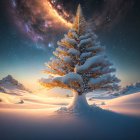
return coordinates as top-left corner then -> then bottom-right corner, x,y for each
76,55 -> 105,73
79,33 -> 91,40
45,63 -> 66,76
55,73 -> 83,85
100,83 -> 120,91
78,38 -> 92,48
72,32 -> 78,39
39,73 -> 83,92
60,56 -> 71,62
80,52 -> 92,59
64,38 -> 78,45
68,48 -> 80,55
56,46 -> 68,53
88,74 -> 120,88
90,66 -> 102,72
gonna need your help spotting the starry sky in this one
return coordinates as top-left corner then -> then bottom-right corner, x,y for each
0,0 -> 140,89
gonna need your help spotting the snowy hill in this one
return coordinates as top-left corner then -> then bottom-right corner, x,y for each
0,75 -> 25,90
112,82 -> 140,97
87,82 -> 140,100
101,92 -> 140,116
0,91 -> 140,140
0,75 -> 31,95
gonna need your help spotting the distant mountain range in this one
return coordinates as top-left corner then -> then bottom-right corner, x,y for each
0,75 -> 31,93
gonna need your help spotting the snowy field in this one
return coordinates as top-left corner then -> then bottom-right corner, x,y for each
0,75 -> 140,140
0,88 -> 140,140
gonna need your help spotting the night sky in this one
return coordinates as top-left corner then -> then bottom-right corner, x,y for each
0,0 -> 140,88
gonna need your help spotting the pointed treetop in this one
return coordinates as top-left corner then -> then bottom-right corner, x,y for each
77,4 -> 83,17
72,4 -> 87,35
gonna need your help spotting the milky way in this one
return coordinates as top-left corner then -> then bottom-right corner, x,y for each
10,0 -> 134,49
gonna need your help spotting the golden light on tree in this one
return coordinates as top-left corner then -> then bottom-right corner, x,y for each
39,5 -> 120,112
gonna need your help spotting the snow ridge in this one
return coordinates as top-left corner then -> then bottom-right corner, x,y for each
0,75 -> 30,92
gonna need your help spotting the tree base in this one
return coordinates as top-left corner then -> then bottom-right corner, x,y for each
57,92 -> 92,113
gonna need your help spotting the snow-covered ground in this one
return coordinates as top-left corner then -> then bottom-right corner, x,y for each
0,89 -> 140,116
0,75 -> 140,140
97,92 -> 140,116
0,90 -> 140,140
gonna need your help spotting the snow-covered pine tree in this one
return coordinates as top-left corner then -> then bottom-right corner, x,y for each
39,5 -> 120,112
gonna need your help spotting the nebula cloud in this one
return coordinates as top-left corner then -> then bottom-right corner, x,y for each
9,0 -> 134,49
10,0 -> 73,49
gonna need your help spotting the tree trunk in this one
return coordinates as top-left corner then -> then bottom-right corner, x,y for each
67,91 -> 90,112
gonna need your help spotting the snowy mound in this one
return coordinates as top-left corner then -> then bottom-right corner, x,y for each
102,92 -> 140,116
112,82 -> 140,97
57,104 -> 103,114
106,92 -> 140,106
0,75 -> 30,92
57,93 -> 103,114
